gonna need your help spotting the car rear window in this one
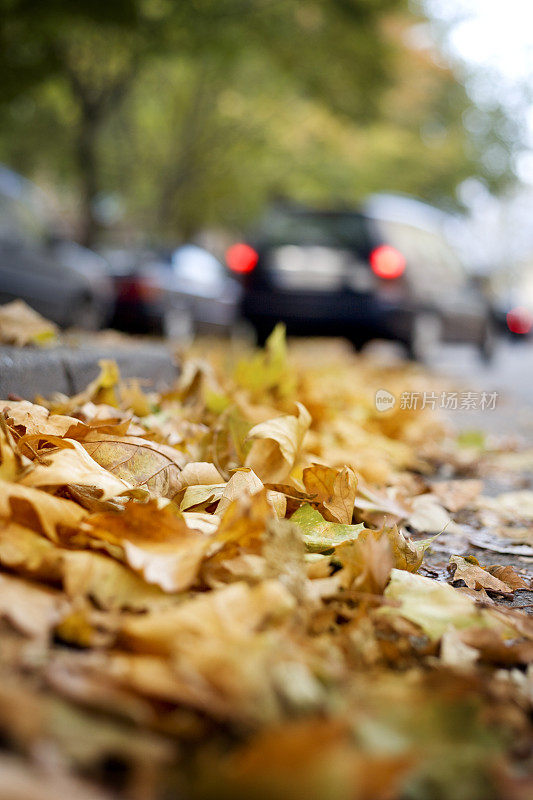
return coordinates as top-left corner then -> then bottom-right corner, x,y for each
259,210 -> 370,252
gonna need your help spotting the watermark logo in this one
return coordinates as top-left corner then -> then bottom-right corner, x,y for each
375,389 -> 396,412
399,390 -> 499,411
375,389 -> 499,412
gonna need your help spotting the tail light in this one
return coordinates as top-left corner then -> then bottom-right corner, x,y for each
369,245 -> 406,279
506,306 -> 532,334
116,276 -> 162,303
226,243 -> 258,274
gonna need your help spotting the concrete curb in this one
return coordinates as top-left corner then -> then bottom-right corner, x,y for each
0,344 -> 179,400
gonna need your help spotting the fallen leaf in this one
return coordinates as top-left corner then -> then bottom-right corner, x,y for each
290,504 -> 365,553
407,494 -> 453,534
180,483 -> 226,511
245,403 -> 311,483
78,431 -> 187,498
467,531 -> 533,557
302,463 -> 357,524
0,521 -> 172,611
380,569 -> 519,641
19,438 -> 143,501
0,299 -> 58,346
0,572 -> 67,639
485,564 -> 530,590
78,500 -> 210,592
2,400 -> 78,437
0,478 -> 87,542
430,479 -> 483,512
0,417 -> 28,480
449,555 -> 513,594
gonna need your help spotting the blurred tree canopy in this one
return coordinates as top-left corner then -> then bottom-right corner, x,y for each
0,0 -> 516,245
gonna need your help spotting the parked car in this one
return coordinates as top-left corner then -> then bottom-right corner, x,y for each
228,195 -> 495,360
0,165 -> 114,329
107,244 -> 242,337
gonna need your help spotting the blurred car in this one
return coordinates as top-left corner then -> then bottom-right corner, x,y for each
229,195 -> 495,360
0,165 -> 114,329
107,244 -> 242,337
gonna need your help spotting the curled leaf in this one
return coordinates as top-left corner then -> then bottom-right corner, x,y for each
245,403 -> 311,483
302,463 -> 357,524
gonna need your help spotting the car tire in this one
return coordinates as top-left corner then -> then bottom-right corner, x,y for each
478,317 -> 497,363
407,312 -> 442,363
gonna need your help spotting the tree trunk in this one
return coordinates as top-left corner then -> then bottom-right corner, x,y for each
76,109 -> 100,248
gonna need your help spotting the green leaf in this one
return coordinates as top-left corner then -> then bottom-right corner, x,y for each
290,504 -> 365,553
233,324 -> 296,399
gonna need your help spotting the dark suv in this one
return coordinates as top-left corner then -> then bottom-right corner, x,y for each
227,197 -> 494,360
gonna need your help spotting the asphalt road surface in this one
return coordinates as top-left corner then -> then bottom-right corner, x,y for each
431,337 -> 533,441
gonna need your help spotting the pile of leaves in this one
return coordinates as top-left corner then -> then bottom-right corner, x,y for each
0,327 -> 531,800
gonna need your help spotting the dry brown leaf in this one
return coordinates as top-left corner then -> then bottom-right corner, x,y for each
459,627 -> 533,665
486,564 -> 530,590
19,438 -> 142,500
336,533 -> 394,595
216,468 -> 263,516
3,399 -> 79,437
302,463 -> 357,524
78,431 -> 187,498
205,490 -> 273,566
449,556 -> 514,594
0,478 -> 87,542
0,520 -> 64,582
78,500 -> 211,592
180,483 -> 226,511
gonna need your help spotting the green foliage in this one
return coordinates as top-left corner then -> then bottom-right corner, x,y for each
0,0 -> 517,243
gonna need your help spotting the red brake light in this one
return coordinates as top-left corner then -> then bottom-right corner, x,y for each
226,243 -> 258,274
370,245 -> 406,279
117,276 -> 161,302
506,306 -> 532,334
